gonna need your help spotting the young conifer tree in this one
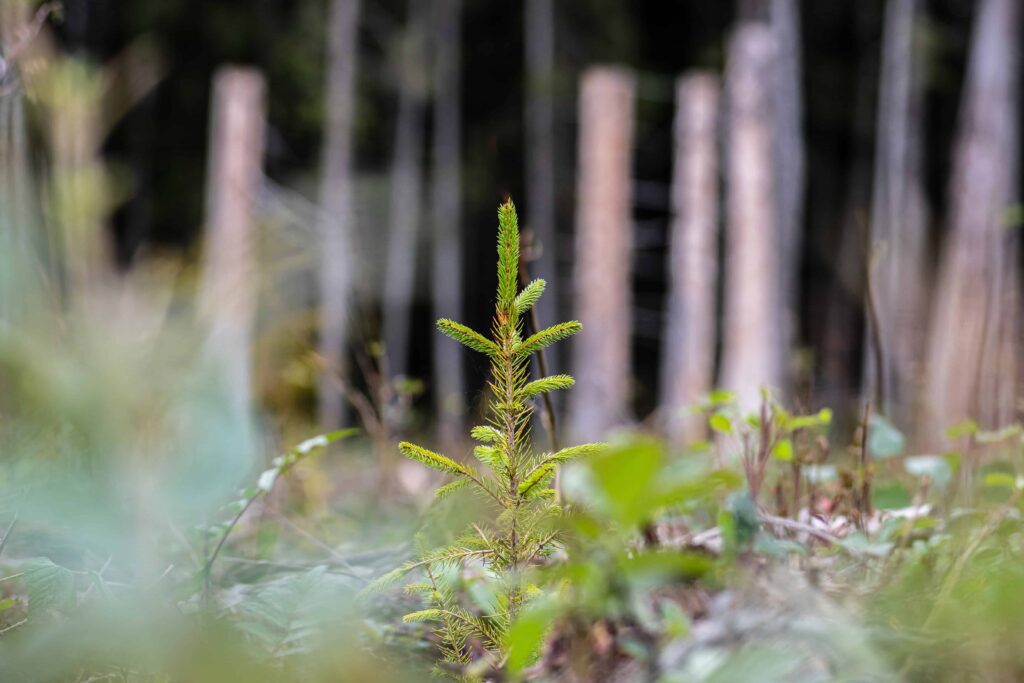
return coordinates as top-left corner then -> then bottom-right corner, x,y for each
372,199 -> 601,666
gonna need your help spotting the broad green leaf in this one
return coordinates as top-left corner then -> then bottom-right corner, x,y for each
771,439 -> 794,462
983,472 -> 1018,489
945,418 -> 978,440
505,598 -> 559,673
872,482 -> 912,510
976,424 -> 1023,444
804,464 -> 837,483
868,414 -> 905,458
25,558 -> 75,618
904,455 -> 952,489
709,413 -> 732,435
708,389 -> 736,406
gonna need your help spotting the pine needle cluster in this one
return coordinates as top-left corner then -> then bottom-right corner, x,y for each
372,199 -> 601,670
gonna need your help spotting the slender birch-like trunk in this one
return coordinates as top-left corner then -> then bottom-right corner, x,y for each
720,24 -> 781,409
866,0 -> 928,423
570,66 -> 635,440
383,0 -> 428,380
660,72 -> 720,444
199,68 -> 266,417
923,0 -> 1020,435
431,0 -> 465,445
524,0 -> 558,330
318,0 -> 361,428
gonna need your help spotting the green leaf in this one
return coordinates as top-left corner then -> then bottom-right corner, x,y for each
708,389 -> 736,406
506,598 -> 559,673
436,319 -> 499,356
983,472 -> 1018,489
398,442 -> 470,476
804,464 -> 837,483
513,321 -> 582,357
709,413 -> 733,435
522,374 -> 575,399
25,558 -> 75,618
868,414 -> 905,458
976,424 -> 1023,444
514,278 -> 546,315
872,482 -> 912,509
771,438 -> 793,462
904,455 -> 952,489
784,408 -> 832,431
945,418 -> 978,440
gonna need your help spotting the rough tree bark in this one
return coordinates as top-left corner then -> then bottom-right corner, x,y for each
866,0 -> 928,423
720,25 -> 782,410
570,66 -> 635,440
431,0 -> 465,444
199,68 -> 266,417
524,0 -> 558,330
923,0 -> 1020,435
382,0 -> 428,380
660,73 -> 720,444
318,0 -> 361,428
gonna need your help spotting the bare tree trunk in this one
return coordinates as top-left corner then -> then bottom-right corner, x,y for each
866,0 -> 928,424
0,65 -> 33,324
524,0 -> 558,329
431,0 -> 465,444
720,25 -> 782,410
771,0 -> 805,363
318,0 -> 361,428
660,73 -> 720,445
199,68 -> 266,417
570,66 -> 635,440
382,0 -> 428,380
923,0 -> 1020,435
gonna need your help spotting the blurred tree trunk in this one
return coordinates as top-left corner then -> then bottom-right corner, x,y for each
570,66 -> 635,440
660,73 -> 720,444
199,68 -> 266,417
923,0 -> 1020,435
431,0 -> 465,445
318,0 -> 360,428
720,24 -> 781,410
524,0 -> 558,330
382,0 -> 428,381
0,8 -> 34,324
866,0 -> 928,424
770,0 -> 805,371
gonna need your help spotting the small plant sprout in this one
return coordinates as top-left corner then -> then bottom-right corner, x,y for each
371,199 -> 603,669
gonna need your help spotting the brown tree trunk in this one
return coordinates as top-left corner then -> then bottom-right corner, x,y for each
524,0 -> 558,330
923,0 -> 1020,435
866,0 -> 928,424
720,24 -> 782,410
318,0 -> 361,428
199,68 -> 267,417
570,66 -> 635,440
660,72 -> 720,444
382,0 -> 428,381
431,0 -> 465,445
